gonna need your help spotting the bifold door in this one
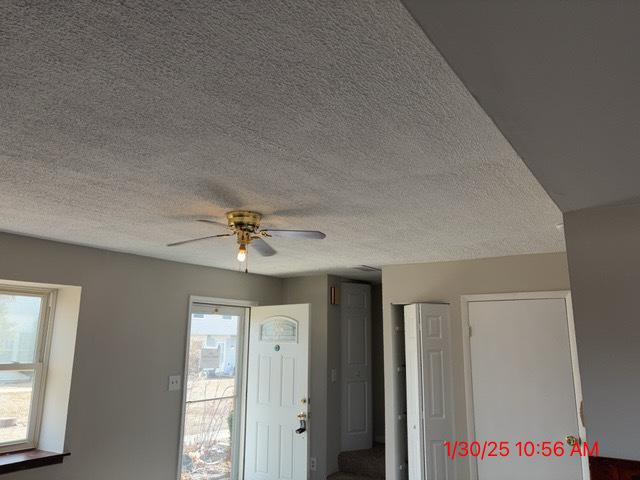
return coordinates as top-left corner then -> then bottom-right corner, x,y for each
405,303 -> 455,480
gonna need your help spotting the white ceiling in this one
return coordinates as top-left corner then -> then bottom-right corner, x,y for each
0,0 -> 564,278
402,0 -> 640,213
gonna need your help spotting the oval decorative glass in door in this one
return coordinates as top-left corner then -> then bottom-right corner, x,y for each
259,316 -> 298,343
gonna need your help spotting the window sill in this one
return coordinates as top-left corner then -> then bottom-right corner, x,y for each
0,449 -> 70,475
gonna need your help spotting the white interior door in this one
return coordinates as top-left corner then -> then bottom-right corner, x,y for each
243,304 -> 309,480
467,297 -> 583,480
341,283 -> 372,451
405,303 -> 455,480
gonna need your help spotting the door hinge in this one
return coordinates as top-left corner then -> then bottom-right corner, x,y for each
468,325 -> 472,337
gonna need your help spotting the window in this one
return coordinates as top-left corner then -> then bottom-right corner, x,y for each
0,286 -> 55,453
179,302 -> 247,480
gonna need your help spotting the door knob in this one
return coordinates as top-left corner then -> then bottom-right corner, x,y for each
565,435 -> 579,446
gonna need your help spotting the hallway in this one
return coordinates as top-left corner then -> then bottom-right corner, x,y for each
327,444 -> 385,480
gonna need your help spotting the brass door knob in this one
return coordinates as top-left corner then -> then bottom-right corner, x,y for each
565,435 -> 579,446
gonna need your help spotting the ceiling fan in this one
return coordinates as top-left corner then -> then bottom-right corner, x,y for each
167,210 -> 326,263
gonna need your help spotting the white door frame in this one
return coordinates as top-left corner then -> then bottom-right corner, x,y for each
461,291 -> 588,480
177,296 -> 258,480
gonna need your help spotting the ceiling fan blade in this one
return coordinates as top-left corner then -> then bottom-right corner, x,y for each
262,229 -> 326,239
167,233 -> 232,247
197,219 -> 229,228
251,238 -> 277,257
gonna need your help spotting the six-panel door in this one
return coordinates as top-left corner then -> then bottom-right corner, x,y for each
244,304 -> 310,480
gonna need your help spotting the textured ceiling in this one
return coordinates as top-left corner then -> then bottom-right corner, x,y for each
401,0 -> 640,213
0,0 -> 564,279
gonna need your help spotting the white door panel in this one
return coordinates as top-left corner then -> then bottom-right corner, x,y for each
244,304 -> 309,480
405,303 -> 455,480
469,298 -> 583,480
341,283 -> 372,451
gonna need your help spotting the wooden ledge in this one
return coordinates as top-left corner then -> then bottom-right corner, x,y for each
0,449 -> 70,475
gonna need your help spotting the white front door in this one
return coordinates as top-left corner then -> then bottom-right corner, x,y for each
244,304 -> 309,480
467,297 -> 584,480
341,283 -> 372,451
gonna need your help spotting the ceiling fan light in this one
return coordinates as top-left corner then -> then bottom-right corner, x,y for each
237,243 -> 247,262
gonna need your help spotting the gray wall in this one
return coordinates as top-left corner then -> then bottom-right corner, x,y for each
400,0 -> 640,213
282,275 -> 330,480
0,233 -> 283,480
325,275 -> 342,474
564,205 -> 640,461
382,252 -> 570,480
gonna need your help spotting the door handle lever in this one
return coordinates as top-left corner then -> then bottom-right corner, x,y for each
296,419 -> 307,434
296,412 -> 307,434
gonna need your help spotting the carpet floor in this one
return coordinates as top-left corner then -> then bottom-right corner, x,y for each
328,443 -> 385,479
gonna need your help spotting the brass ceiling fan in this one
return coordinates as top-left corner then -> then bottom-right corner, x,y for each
167,210 -> 326,263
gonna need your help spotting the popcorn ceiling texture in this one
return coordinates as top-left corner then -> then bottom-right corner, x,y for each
0,0 -> 564,277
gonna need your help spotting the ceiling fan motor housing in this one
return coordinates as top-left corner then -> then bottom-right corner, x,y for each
226,211 -> 263,245
226,211 -> 262,232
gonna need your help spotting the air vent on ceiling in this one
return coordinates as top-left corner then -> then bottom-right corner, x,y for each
354,265 -> 382,272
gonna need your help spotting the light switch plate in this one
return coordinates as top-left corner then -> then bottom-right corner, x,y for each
168,375 -> 182,391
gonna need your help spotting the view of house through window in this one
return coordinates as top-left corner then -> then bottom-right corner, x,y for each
180,303 -> 246,480
0,287 -> 53,452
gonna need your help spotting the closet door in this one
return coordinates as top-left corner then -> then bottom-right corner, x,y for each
405,304 -> 425,480
467,297 -> 583,480
405,303 -> 455,480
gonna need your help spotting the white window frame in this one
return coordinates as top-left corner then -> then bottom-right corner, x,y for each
0,285 -> 57,454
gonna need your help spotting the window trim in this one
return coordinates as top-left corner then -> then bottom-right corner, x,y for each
0,285 -> 57,454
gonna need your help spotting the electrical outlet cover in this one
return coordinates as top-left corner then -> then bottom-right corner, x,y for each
168,375 -> 182,391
